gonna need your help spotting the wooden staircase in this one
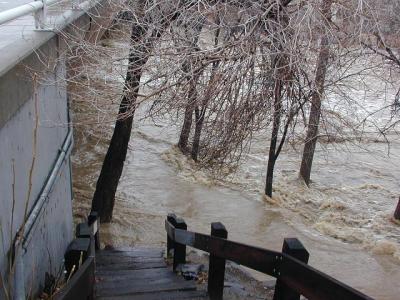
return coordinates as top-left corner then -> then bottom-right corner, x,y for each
57,213 -> 374,300
95,247 -> 208,300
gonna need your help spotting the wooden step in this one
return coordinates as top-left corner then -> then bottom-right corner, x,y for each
95,247 -> 207,299
97,290 -> 208,300
98,247 -> 164,258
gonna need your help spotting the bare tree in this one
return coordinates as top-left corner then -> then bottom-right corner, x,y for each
92,0 -> 185,222
264,0 -> 305,197
300,0 -> 334,186
73,0 -> 400,221
178,16 -> 206,154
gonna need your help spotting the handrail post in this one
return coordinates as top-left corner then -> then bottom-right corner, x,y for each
167,213 -> 177,257
171,216 -> 187,271
34,0 -> 47,29
208,222 -> 228,300
64,238 -> 90,278
88,211 -> 100,250
273,238 -> 309,300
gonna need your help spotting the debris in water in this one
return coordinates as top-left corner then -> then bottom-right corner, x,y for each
176,263 -> 205,280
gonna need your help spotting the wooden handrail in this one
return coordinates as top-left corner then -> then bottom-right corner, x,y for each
54,238 -> 95,300
166,220 -> 281,275
165,216 -> 374,300
55,211 -> 99,300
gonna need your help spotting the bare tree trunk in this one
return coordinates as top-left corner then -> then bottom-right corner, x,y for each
178,22 -> 204,154
264,1 -> 290,198
91,22 -> 148,223
190,24 -> 221,161
299,0 -> 333,186
191,105 -> 205,161
178,68 -> 201,154
91,2 -> 179,221
265,79 -> 283,197
178,102 -> 194,153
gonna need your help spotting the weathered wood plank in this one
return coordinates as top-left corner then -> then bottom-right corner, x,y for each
96,260 -> 166,271
96,273 -> 195,289
99,247 -> 163,256
165,220 -> 282,275
97,251 -> 163,259
96,267 -> 170,279
95,246 -> 203,300
96,268 -> 179,284
97,290 -> 208,300
96,248 -> 166,270
96,277 -> 197,297
96,255 -> 164,265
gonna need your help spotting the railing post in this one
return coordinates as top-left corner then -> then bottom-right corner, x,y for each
64,238 -> 90,278
208,222 -> 228,300
88,211 -> 100,250
34,0 -> 47,29
167,213 -> 177,258
171,216 -> 187,271
273,238 -> 309,300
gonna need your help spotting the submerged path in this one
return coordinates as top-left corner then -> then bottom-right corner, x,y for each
95,247 -> 208,299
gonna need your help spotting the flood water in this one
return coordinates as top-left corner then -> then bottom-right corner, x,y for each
70,35 -> 400,299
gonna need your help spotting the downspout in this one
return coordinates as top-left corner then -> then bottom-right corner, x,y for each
13,240 -> 25,300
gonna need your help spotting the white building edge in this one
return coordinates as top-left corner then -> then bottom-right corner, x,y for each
0,1 -> 116,298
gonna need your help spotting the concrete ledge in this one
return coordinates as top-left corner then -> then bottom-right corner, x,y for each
0,0 -> 116,128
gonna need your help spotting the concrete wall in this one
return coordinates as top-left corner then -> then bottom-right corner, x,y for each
0,35 -> 73,297
0,1 -> 116,298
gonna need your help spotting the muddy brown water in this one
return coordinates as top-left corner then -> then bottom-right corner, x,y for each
71,110 -> 400,300
69,37 -> 400,300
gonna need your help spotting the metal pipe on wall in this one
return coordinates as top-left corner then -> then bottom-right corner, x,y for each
12,127 -> 73,300
0,0 -> 60,26
23,129 -> 73,246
